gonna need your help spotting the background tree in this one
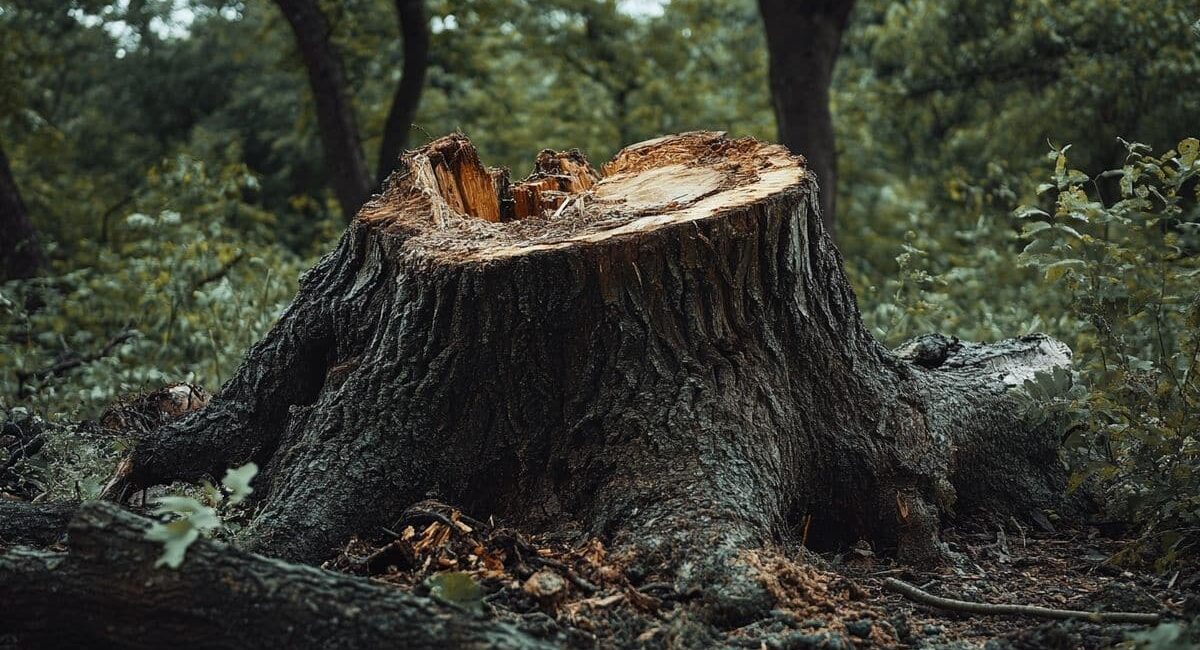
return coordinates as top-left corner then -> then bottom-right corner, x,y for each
377,0 -> 429,185
275,0 -> 430,218
757,0 -> 856,232
274,0 -> 374,218
0,141 -> 45,280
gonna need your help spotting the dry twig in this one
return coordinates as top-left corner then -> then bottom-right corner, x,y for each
883,578 -> 1161,625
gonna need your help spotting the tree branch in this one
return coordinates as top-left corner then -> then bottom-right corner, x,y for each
17,329 -> 138,386
883,578 -> 1161,625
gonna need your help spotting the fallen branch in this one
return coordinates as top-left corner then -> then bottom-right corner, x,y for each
883,577 -> 1161,625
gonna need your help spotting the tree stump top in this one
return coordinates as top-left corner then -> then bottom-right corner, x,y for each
358,131 -> 811,262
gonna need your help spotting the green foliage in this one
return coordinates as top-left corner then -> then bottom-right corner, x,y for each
0,156 -> 313,419
145,494 -> 222,568
222,461 -> 258,505
1017,140 -> 1200,563
144,461 -> 258,569
413,0 -> 771,171
838,0 -> 1200,347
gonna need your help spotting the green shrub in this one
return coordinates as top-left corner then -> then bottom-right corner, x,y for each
1017,138 -> 1199,565
0,156 -> 316,419
1,157 -> 317,499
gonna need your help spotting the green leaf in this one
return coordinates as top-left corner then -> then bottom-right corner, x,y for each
145,519 -> 201,569
1179,138 -> 1198,167
1022,237 -> 1054,256
1021,221 -> 1052,236
222,462 -> 258,505
152,496 -> 221,530
1051,261 -> 1089,284
1014,205 -> 1050,220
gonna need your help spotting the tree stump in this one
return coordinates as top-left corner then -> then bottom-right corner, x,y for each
109,132 -> 1071,623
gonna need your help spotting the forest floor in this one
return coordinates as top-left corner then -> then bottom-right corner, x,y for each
326,504 -> 1196,649
4,407 -> 1195,648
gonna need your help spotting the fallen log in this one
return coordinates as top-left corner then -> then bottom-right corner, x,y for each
99,131 -> 1072,624
0,501 -> 549,649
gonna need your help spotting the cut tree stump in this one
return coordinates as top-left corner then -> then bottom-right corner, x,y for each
103,132 -> 1071,624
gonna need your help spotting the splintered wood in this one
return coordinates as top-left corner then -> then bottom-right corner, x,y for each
510,149 -> 601,220
396,135 -> 602,223
363,131 -> 810,261
413,135 -> 502,222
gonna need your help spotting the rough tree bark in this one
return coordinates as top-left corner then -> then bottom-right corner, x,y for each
103,132 -> 1070,624
757,0 -> 855,233
0,500 -> 74,546
0,502 -> 547,649
0,141 -> 46,281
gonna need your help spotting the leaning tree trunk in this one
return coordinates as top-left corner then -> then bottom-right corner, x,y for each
106,132 -> 1070,623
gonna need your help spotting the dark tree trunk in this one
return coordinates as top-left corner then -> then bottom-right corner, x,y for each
0,502 -> 547,649
0,142 -> 46,281
104,132 -> 1070,624
275,0 -> 374,220
376,0 -> 430,184
757,0 -> 855,235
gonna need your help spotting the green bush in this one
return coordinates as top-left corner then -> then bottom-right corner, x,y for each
1,157 -> 316,499
0,156 -> 316,418
1016,138 -> 1199,566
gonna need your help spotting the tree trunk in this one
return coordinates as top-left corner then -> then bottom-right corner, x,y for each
757,0 -> 855,234
106,132 -> 1070,624
276,0 -> 430,220
0,141 -> 46,281
0,502 -> 547,649
275,0 -> 374,220
376,0 -> 430,184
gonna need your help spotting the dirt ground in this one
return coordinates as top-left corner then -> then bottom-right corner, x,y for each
326,503 -> 1197,649
4,409 -> 1194,648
